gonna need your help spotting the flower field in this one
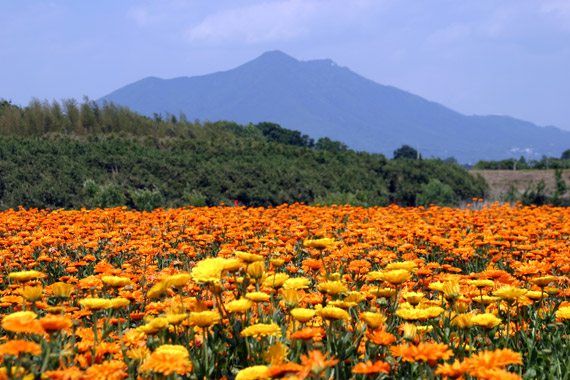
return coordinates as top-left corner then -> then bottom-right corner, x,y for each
1,202 -> 570,379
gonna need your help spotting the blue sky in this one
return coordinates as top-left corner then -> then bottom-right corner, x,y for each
2,0 -> 569,130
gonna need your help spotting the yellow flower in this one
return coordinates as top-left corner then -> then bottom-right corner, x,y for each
318,281 -> 348,296
235,251 -> 264,263
442,281 -> 461,302
241,323 -> 282,338
262,273 -> 290,288
246,292 -> 271,303
403,291 -> 424,306
247,261 -> 265,280
264,342 -> 288,366
51,282 -> 75,298
189,310 -> 221,328
344,291 -> 366,304
304,238 -> 336,250
270,258 -> 285,268
382,270 -> 412,285
22,286 -> 43,301
283,277 -> 310,290
526,291 -> 547,300
109,297 -> 130,309
556,306 -> 570,320
8,270 -> 45,283
401,323 -> 417,340
328,300 -> 358,309
367,287 -> 396,298
471,295 -> 500,305
530,276 -> 556,287
317,305 -> 350,320
396,307 -> 444,321
428,281 -> 445,292
451,313 -> 474,329
467,279 -> 495,289
360,311 -> 387,329
367,271 -> 385,282
235,365 -> 270,380
79,298 -> 112,311
493,286 -> 528,305
147,280 -> 169,299
385,261 -> 417,272
191,257 -> 229,284
290,308 -> 316,323
226,299 -> 253,314
281,289 -> 300,309
471,313 -> 502,329
101,276 -> 132,288
140,344 -> 193,376
166,314 -> 188,325
126,347 -> 151,361
137,317 -> 170,334
223,258 -> 244,272
166,273 -> 192,288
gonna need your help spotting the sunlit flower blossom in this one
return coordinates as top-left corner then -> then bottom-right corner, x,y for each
226,299 -> 253,314
140,345 -> 193,376
191,257 -> 228,284
101,276 -> 131,288
235,365 -> 269,380
241,323 -> 282,338
85,360 -> 128,380
235,251 -> 264,263
262,273 -> 289,288
51,282 -> 75,298
264,341 -> 288,366
471,313 -> 502,329
382,269 -> 412,285
8,270 -> 45,283
0,339 -> 41,356
79,298 -> 112,311
303,238 -> 336,250
290,308 -> 316,323
360,311 -> 387,329
189,310 -> 221,328
317,305 -> 350,320
385,261 -> 417,272
352,360 -> 391,374
317,280 -> 348,296
246,291 -> 271,302
283,277 -> 310,290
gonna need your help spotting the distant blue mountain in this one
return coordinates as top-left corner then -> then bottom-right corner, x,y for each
100,50 -> 570,163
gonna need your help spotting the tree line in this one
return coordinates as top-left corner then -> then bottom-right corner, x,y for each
0,98 -> 487,210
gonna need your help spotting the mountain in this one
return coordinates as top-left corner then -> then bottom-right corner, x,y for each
99,50 -> 570,163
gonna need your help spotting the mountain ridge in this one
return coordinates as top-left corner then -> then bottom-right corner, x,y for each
100,50 -> 570,163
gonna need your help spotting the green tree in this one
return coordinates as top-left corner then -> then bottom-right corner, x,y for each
416,179 -> 456,207
393,144 -> 418,160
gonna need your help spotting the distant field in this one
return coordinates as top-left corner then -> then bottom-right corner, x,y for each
470,169 -> 570,200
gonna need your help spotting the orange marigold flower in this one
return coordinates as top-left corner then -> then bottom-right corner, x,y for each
0,339 -> 41,356
368,328 -> 396,345
300,350 -> 339,377
265,362 -> 304,378
435,360 -> 471,378
42,366 -> 85,380
140,345 -> 193,376
85,360 -> 128,380
290,327 -> 325,341
352,360 -> 391,374
1,311 -> 45,335
466,348 -> 523,376
39,314 -> 72,333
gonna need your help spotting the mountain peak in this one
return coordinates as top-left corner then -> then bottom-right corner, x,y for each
255,50 -> 297,63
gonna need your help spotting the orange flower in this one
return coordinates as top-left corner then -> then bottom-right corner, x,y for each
299,350 -> 339,377
391,342 -> 453,366
368,328 -> 397,345
0,339 -> 41,356
84,360 -> 128,380
465,348 -> 522,378
42,366 -> 85,380
290,327 -> 325,341
352,360 -> 391,374
2,311 -> 45,335
39,314 -> 72,333
139,345 -> 193,376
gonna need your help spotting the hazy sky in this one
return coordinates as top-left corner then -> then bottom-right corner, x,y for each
2,0 -> 569,130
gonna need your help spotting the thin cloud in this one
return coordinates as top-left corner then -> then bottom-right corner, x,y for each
184,0 -> 387,45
